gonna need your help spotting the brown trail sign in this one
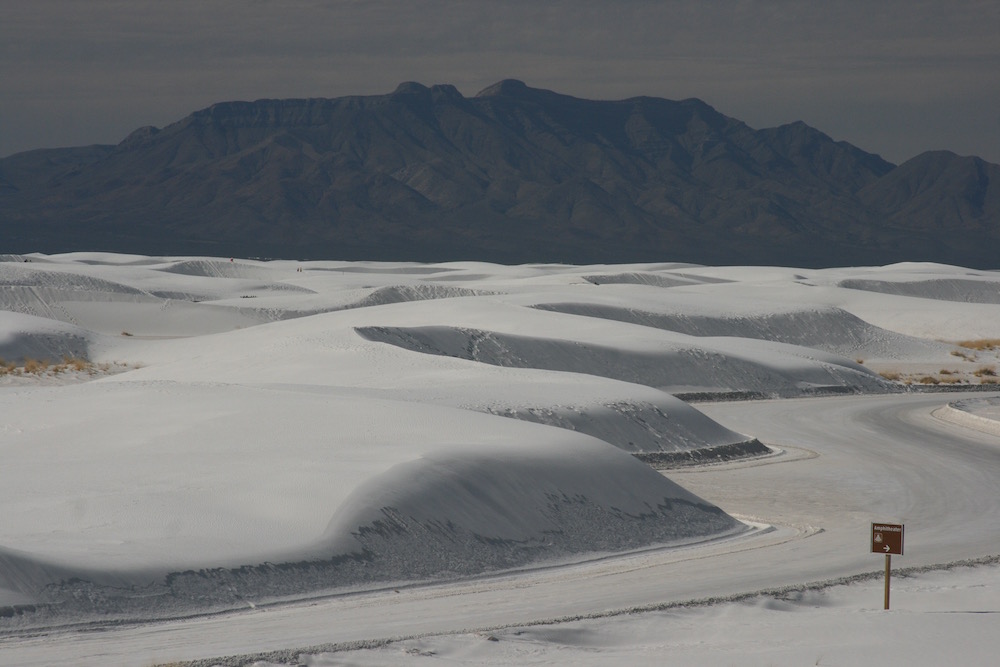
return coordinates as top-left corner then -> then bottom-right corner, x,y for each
871,523 -> 904,555
871,522 -> 904,609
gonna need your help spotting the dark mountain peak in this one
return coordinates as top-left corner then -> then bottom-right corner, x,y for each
670,97 -> 732,127
915,149 -> 960,160
773,119 -> 828,138
116,125 -> 161,151
764,120 -> 853,150
389,82 -> 468,111
676,96 -> 721,113
766,120 -> 889,164
896,150 -> 999,180
877,151 -> 998,199
392,81 -> 431,96
758,119 -> 895,189
890,150 -> 993,181
861,149 -> 999,230
475,79 -> 531,98
474,80 -> 601,111
428,83 -> 464,101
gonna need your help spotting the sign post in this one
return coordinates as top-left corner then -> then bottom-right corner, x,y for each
871,523 -> 904,609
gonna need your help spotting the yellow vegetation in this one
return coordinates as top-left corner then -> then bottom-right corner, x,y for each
0,357 -> 118,377
958,338 -> 1000,351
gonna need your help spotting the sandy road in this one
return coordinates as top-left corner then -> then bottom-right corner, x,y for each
2,391 -> 999,666
695,391 -> 1000,564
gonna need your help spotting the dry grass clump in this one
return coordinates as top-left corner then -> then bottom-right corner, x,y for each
951,349 -> 974,360
22,357 -> 48,373
958,338 -> 1000,351
65,356 -> 89,371
0,356 -> 117,377
876,362 -> 1000,386
972,366 -> 1000,384
50,357 -> 95,373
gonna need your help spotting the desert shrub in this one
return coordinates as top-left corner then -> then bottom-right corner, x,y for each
879,370 -> 902,381
939,369 -> 955,375
958,338 -> 1000,351
973,366 -> 997,377
917,376 -> 940,384
22,358 -> 42,373
951,349 -> 974,360
0,357 -> 117,377
58,356 -> 88,371
121,331 -> 133,336
939,376 -> 963,384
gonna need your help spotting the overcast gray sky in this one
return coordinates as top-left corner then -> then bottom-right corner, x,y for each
3,0 -> 999,163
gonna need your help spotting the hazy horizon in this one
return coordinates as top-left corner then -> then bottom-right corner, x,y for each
3,1 -> 999,164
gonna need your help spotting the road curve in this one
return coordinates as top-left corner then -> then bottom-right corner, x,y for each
2,391 -> 999,666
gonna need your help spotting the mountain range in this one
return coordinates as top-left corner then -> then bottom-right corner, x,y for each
2,79 -> 998,267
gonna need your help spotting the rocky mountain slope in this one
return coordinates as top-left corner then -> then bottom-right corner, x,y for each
2,80 -> 998,266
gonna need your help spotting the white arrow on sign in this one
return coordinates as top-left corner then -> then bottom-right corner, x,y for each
884,545 -> 890,552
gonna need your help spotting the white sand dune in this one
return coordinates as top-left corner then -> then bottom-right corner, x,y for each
839,274 -> 1000,304
0,311 -> 100,363
356,323 -> 886,397
581,270 -> 728,288
1,253 -> 999,634
532,300 -> 949,361
660,262 -> 1000,342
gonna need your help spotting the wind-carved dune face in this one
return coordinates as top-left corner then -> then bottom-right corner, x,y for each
319,441 -> 743,579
